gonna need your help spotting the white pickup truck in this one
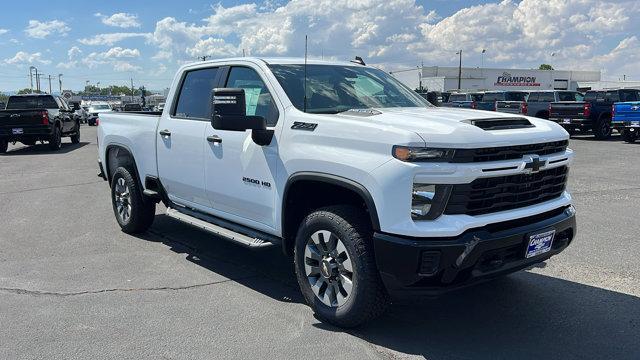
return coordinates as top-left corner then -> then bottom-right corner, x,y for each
97,58 -> 576,327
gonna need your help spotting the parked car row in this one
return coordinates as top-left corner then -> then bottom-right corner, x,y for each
434,88 -> 640,140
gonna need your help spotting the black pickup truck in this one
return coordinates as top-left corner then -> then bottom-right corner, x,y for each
548,89 -> 640,139
0,94 -> 80,153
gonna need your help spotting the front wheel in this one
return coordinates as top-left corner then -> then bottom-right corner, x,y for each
0,139 -> 7,153
294,205 -> 388,328
49,126 -> 62,150
110,167 -> 156,234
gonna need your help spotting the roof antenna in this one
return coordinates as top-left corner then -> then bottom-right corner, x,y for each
350,56 -> 366,66
303,35 -> 308,113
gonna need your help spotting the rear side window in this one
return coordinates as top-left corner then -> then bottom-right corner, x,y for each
505,92 -> 527,101
584,91 -> 599,101
470,93 -> 483,101
528,92 -> 540,102
557,92 -> 583,101
6,95 -> 58,110
225,67 -> 279,126
449,94 -> 467,102
619,91 -> 638,102
173,67 -> 219,119
603,91 -> 620,102
538,92 -> 555,102
482,93 -> 504,101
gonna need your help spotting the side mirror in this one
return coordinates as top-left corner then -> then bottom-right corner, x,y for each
211,88 -> 266,131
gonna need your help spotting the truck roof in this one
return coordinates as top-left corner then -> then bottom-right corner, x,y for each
183,57 -> 367,69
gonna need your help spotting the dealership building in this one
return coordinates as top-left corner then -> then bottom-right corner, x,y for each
393,66 -> 601,92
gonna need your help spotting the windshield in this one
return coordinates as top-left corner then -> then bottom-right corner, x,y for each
268,64 -> 431,114
91,105 -> 111,110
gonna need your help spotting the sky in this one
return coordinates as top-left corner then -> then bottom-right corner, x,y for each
0,0 -> 638,92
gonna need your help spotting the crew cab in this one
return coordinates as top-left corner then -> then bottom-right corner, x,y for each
0,94 -> 80,153
97,58 -> 576,327
613,101 -> 640,143
526,90 -> 584,119
549,89 -> 640,138
442,92 -> 483,109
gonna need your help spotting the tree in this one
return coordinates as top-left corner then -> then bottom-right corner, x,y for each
17,88 -> 42,94
538,64 -> 554,70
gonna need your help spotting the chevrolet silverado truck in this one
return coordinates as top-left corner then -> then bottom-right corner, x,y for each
97,58 -> 576,327
613,101 -> 640,143
549,89 -> 640,138
526,90 -> 584,119
0,94 -> 80,153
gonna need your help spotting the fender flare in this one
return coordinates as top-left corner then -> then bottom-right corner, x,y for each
282,172 -> 381,238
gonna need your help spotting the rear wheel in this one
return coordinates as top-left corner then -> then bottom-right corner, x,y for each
49,126 -> 62,150
70,122 -> 80,144
294,205 -> 388,328
0,139 -> 7,153
622,130 -> 637,143
593,116 -> 612,139
110,167 -> 155,234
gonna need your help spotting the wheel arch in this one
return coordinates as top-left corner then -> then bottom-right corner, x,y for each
281,172 -> 380,255
105,144 -> 143,188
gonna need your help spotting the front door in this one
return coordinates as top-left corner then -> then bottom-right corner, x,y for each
203,66 -> 281,232
157,66 -> 220,210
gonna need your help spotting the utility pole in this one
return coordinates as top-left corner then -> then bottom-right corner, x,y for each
481,49 -> 486,68
456,50 -> 463,90
418,60 -> 424,92
29,66 -> 35,93
130,78 -> 134,102
58,74 -> 63,93
48,75 -> 52,94
35,69 -> 40,92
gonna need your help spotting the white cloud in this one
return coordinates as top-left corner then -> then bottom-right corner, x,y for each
95,12 -> 141,28
0,29 -> 8,35
113,61 -> 141,72
78,32 -> 150,46
4,51 -> 50,65
25,20 -> 70,39
103,47 -> 141,58
186,37 -> 238,57
68,46 -> 82,60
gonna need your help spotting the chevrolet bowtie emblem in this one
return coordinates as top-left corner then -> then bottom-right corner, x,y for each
523,155 -> 546,173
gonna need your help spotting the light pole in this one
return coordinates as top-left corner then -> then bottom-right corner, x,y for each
481,49 -> 486,68
58,74 -> 63,93
48,75 -> 52,94
29,66 -> 37,93
456,50 -> 463,90
85,80 -> 90,93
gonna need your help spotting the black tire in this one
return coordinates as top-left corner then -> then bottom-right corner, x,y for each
70,122 -> 80,144
0,139 -> 7,153
110,167 -> 155,234
294,205 -> 388,328
622,130 -> 637,143
49,126 -> 62,150
593,116 -> 612,139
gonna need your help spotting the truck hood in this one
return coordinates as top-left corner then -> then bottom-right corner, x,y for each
336,107 -> 568,148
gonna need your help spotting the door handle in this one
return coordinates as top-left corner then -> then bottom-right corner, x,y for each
159,129 -> 171,137
206,135 -> 222,143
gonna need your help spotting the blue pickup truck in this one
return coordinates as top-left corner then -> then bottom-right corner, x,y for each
613,101 -> 640,143
549,89 -> 640,139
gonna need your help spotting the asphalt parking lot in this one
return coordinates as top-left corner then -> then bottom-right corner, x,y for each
1,125 -> 639,360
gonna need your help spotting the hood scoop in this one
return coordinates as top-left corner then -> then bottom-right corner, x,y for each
465,117 -> 534,131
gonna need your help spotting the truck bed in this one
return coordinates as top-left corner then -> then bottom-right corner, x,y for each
97,112 -> 161,182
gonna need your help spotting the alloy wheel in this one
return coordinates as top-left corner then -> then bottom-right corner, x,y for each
114,177 -> 132,223
304,230 -> 354,307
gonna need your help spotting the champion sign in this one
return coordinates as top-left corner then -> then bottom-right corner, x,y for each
495,72 -> 541,87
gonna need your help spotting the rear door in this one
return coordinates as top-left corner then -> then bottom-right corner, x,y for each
203,65 -> 281,232
157,66 -> 221,211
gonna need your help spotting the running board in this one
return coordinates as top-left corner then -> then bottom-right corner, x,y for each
165,207 -> 278,249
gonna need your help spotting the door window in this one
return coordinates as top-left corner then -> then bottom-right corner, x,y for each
225,67 -> 279,126
173,67 -> 219,120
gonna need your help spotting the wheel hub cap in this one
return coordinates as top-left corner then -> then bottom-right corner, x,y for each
304,230 -> 354,307
114,178 -> 132,223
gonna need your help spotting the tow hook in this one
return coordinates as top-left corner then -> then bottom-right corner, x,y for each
455,236 -> 481,268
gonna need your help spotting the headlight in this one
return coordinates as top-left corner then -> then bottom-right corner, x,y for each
411,184 -> 452,220
393,146 -> 455,162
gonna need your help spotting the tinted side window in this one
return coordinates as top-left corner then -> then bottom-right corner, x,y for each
483,93 -> 503,101
528,93 -> 540,102
470,93 -> 483,101
603,91 -> 619,102
620,91 -> 638,102
174,67 -> 219,119
449,94 -> 467,102
225,67 -> 279,126
584,91 -> 598,101
538,92 -> 555,102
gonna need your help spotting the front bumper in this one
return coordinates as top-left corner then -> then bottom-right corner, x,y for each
374,205 -> 576,297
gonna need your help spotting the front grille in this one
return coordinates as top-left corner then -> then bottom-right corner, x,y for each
451,140 -> 568,163
445,166 -> 568,216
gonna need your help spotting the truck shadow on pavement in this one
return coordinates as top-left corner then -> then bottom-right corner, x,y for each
141,214 -> 640,360
2,141 -> 90,155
